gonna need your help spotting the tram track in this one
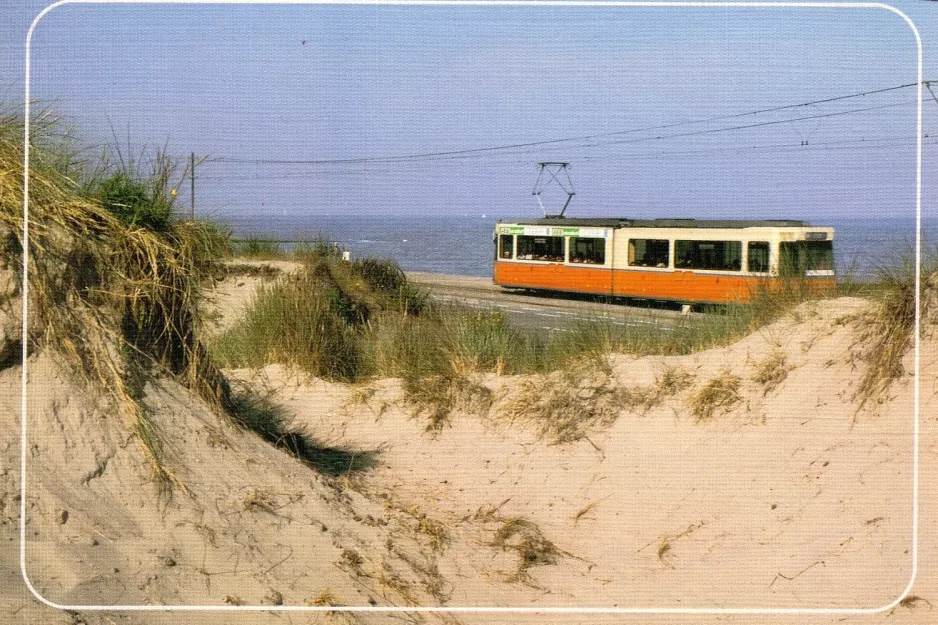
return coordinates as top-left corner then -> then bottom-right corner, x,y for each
405,271 -> 689,331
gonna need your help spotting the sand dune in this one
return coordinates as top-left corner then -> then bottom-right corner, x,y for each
2,267 -> 935,624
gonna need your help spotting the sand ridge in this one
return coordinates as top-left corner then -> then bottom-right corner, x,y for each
1,269 -> 936,624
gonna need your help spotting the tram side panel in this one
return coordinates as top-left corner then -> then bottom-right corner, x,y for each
493,223 -> 836,305
492,260 -> 613,295
493,228 -> 614,295
607,228 -> 755,304
611,268 -> 761,304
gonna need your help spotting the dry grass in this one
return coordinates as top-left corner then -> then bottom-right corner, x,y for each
688,372 -> 742,422
653,364 -> 695,395
491,517 -> 563,583
571,501 -> 599,526
851,255 -> 936,411
498,369 -> 626,443
1,111 -> 229,491
655,521 -> 706,568
305,589 -> 369,624
416,515 -> 449,554
497,364 -> 691,444
403,374 -> 493,432
752,351 -> 790,396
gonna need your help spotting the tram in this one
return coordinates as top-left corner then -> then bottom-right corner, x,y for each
492,217 -> 835,305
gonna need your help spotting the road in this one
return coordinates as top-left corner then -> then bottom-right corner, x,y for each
404,271 -> 691,332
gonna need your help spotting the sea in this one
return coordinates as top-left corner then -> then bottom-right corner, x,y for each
224,214 -> 937,282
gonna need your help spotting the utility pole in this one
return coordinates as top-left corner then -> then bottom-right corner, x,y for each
190,152 -> 196,221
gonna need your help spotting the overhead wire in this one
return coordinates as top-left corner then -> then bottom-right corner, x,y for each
205,81 -> 926,167
195,130 -> 932,181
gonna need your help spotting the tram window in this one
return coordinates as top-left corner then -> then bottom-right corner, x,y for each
498,234 -> 514,259
628,239 -> 669,268
780,241 -> 834,277
569,237 -> 605,265
517,235 -> 565,262
748,241 -> 770,273
675,240 -> 742,272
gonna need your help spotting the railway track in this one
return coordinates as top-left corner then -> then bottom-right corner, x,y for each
404,271 -> 690,331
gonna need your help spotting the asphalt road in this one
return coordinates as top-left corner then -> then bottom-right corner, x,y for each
404,271 -> 691,332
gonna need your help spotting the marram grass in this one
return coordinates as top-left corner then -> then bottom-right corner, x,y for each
0,110 -> 229,491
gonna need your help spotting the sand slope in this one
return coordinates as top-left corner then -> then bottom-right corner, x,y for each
2,270 -> 936,624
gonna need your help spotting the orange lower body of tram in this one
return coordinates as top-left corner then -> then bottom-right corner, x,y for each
493,262 -> 835,305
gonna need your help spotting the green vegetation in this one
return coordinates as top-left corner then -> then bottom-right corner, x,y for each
231,236 -> 284,259
9,105 -> 932,485
82,140 -> 191,231
90,170 -> 172,230
0,110 -> 231,490
0,108 -> 379,492
212,244 -> 848,434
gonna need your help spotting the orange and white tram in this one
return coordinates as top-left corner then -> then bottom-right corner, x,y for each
492,218 -> 835,304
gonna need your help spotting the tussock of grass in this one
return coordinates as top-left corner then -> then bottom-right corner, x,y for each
403,374 -> 493,432
688,372 -> 741,422
752,351 -> 790,396
213,274 -> 363,380
852,251 -> 937,411
654,364 -> 695,395
498,369 -> 626,443
491,517 -> 563,583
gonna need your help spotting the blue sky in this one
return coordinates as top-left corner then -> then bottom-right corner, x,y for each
2,1 -> 936,222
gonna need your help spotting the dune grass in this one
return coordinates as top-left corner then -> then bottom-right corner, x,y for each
0,109 -> 234,490
210,251 -> 856,434
688,371 -> 742,423
231,236 -> 285,259
1,108 -> 379,492
752,350 -> 790,396
0,113 -> 234,485
851,246 -> 938,410
491,517 -> 564,583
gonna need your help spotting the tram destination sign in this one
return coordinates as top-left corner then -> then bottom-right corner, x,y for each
499,225 -> 609,238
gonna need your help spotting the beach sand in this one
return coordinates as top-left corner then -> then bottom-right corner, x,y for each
1,264 -> 935,624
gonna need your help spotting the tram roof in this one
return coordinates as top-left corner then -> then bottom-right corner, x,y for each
502,217 -> 820,229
